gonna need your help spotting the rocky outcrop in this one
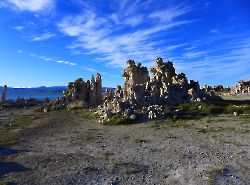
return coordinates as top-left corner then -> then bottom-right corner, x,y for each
96,73 -> 103,105
98,58 -> 213,122
40,74 -> 103,111
1,97 -> 44,108
122,60 -> 149,101
0,85 -> 7,102
203,84 -> 229,94
231,80 -> 250,95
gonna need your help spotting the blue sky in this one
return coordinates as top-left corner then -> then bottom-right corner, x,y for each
0,0 -> 250,88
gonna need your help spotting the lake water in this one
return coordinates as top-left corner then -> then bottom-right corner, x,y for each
2,87 -> 115,101
7,91 -> 63,100
4,88 -> 65,100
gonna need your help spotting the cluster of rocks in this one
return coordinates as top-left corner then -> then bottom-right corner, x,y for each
98,58 -> 215,121
203,85 -> 231,95
204,85 -> 223,92
3,98 -> 44,108
1,58 -> 223,122
231,80 -> 250,95
40,74 -> 103,111
0,85 -> 46,108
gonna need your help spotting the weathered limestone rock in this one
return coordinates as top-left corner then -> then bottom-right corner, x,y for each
66,74 -> 103,108
96,73 -> 103,105
213,85 -> 224,92
231,80 -> 250,95
0,85 -> 7,102
98,58 -> 212,122
204,85 -> 212,92
15,97 -> 25,106
203,84 -> 229,95
150,58 -> 176,84
41,74 -> 103,111
188,80 -> 206,101
123,60 -> 149,101
147,105 -> 164,120
89,75 -> 97,106
132,84 -> 147,106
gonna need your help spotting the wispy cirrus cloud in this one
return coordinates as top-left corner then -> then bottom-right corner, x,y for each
81,66 -> 96,72
4,0 -> 250,87
58,1 -> 194,68
13,25 -> 25,31
29,53 -> 77,67
172,34 -> 250,85
182,51 -> 207,59
210,29 -> 219,34
29,32 -> 56,42
27,52 -> 97,72
8,0 -> 54,12
148,4 -> 192,23
57,60 -> 77,66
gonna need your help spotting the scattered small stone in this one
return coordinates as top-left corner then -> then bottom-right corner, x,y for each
233,112 -> 239,116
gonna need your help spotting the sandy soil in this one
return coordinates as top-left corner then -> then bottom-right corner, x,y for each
221,94 -> 250,101
0,109 -> 249,185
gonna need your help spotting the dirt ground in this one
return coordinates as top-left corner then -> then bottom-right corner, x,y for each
0,108 -> 249,185
221,94 -> 250,101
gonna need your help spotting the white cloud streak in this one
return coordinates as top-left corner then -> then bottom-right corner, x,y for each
29,53 -> 77,67
81,66 -> 96,72
6,0 -> 250,86
210,29 -> 219,34
8,0 -> 54,12
57,60 -> 77,66
13,25 -> 25,31
29,32 -> 56,42
173,34 -> 250,85
58,2 -> 194,68
28,55 -> 103,73
27,52 -> 96,72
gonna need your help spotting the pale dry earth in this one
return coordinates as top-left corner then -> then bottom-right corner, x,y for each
0,108 -> 249,185
221,94 -> 250,101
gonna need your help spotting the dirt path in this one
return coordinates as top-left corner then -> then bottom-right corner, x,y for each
0,109 -> 249,185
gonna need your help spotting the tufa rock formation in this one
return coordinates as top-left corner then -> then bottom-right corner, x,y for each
0,85 -> 7,103
98,58 -> 213,121
123,60 -> 149,101
231,80 -> 250,95
203,85 -> 228,94
41,73 -> 103,111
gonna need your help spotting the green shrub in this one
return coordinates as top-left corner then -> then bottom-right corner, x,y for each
0,180 -> 13,185
177,103 -> 190,112
103,115 -> 135,125
111,162 -> 141,174
101,151 -> 114,158
226,105 -> 244,114
203,105 -> 225,114
67,101 -> 85,109
214,88 -> 230,95
151,119 -> 192,128
80,109 -> 99,119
